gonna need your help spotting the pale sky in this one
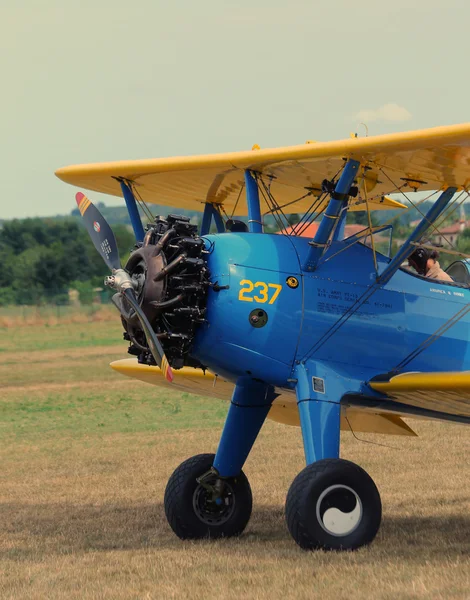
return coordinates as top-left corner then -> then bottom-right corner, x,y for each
1,0 -> 469,219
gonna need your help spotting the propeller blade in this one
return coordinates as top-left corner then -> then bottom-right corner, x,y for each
122,287 -> 174,383
75,192 -> 121,271
75,191 -> 173,383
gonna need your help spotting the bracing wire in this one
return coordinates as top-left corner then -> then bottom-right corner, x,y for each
257,174 -> 292,234
130,183 -> 155,223
230,184 -> 245,219
265,190 -> 316,215
320,225 -> 389,265
129,184 -> 152,221
295,198 -> 325,237
291,192 -> 329,236
345,415 -> 398,450
433,190 -> 466,230
292,190 -> 323,233
261,178 -> 292,233
319,188 -> 442,265
378,168 -> 465,252
214,204 -> 227,227
257,178 -> 287,234
360,167 -> 378,275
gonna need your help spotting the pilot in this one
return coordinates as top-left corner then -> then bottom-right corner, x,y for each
408,246 -> 453,281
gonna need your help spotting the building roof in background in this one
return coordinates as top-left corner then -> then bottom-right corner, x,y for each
433,220 -> 470,235
282,222 -> 367,238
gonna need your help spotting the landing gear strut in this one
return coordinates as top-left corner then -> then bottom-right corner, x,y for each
164,378 -> 273,540
290,362 -> 383,550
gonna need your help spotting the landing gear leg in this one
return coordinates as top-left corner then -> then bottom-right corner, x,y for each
285,363 -> 382,550
164,377 -> 275,540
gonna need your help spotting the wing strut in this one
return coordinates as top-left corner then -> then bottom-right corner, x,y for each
245,170 -> 263,233
378,186 -> 457,284
302,159 -> 360,272
119,180 -> 145,242
200,203 -> 225,235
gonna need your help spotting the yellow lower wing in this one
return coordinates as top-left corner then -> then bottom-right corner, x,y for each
111,359 -> 416,437
368,371 -> 470,420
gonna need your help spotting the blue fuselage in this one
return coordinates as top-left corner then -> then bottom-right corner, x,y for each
192,233 -> 470,390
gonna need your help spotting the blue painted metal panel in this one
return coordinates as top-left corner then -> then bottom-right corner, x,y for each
120,181 -> 145,242
401,282 -> 470,372
295,362 -> 341,463
297,401 -> 340,463
303,160 -> 360,271
300,277 -> 407,370
244,170 -> 263,233
213,377 -> 276,477
378,187 -> 457,284
192,233 -> 302,386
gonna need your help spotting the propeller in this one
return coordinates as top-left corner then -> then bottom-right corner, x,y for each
75,192 -> 174,383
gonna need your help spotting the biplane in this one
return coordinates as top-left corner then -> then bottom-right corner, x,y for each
56,123 -> 470,551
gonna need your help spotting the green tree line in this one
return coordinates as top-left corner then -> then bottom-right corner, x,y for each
0,218 -> 135,306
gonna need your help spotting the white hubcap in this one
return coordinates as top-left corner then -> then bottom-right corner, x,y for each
316,484 -> 362,537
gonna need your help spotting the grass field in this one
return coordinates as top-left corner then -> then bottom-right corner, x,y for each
1,317 -> 469,599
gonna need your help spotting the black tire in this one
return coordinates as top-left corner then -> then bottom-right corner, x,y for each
286,458 -> 382,551
164,453 -> 252,540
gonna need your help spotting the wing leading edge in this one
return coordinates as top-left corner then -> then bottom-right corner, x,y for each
55,123 -> 470,216
345,371 -> 470,425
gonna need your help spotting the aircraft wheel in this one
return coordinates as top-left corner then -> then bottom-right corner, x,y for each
285,458 -> 381,551
164,453 -> 252,539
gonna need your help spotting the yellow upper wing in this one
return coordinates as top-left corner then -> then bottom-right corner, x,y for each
55,123 -> 470,216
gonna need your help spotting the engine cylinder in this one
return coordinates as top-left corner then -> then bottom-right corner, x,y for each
121,214 -> 211,369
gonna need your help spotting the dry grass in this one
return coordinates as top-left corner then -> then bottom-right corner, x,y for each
0,322 -> 469,599
0,305 -> 117,329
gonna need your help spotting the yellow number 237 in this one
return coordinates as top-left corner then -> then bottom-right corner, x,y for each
238,280 -> 282,304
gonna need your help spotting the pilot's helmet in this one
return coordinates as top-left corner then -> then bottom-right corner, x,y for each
408,247 -> 430,275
